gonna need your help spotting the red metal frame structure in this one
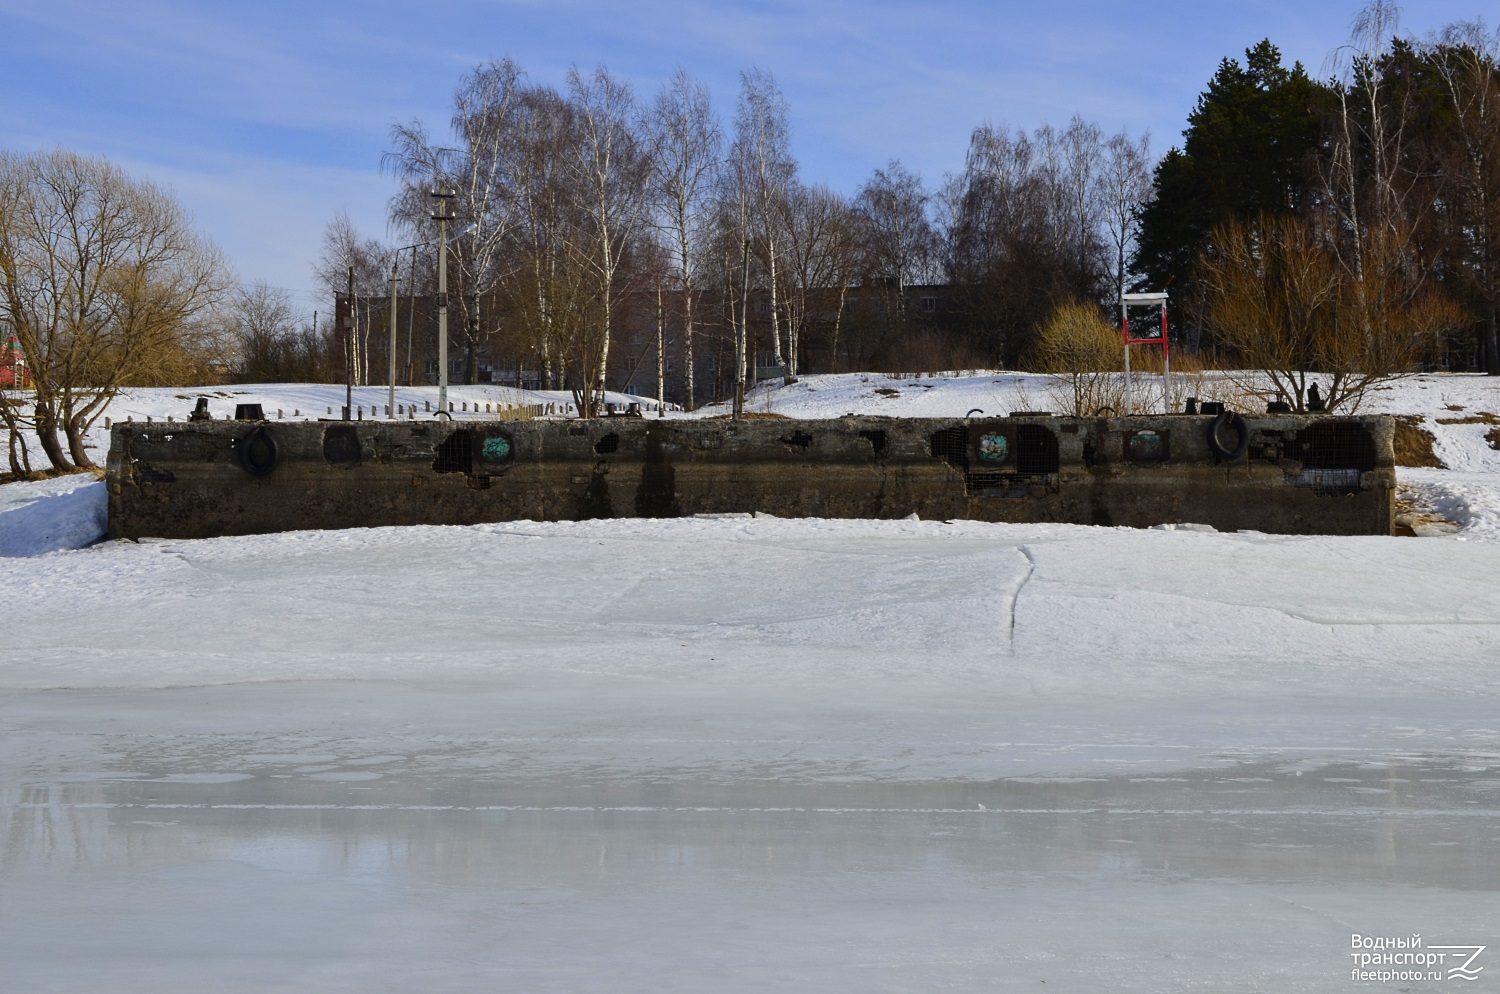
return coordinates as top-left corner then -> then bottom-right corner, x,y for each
1121,292 -> 1169,414
0,336 -> 30,389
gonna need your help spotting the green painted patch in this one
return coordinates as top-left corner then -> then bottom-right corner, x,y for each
481,436 -> 512,461
978,433 -> 1009,464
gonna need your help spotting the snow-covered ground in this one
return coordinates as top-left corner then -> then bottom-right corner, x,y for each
2,371 -> 1499,992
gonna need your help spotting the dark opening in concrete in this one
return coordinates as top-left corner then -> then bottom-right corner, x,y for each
1295,422 -> 1377,472
1288,421 -> 1378,495
929,427 -> 968,468
433,429 -> 474,474
1015,425 -> 1060,475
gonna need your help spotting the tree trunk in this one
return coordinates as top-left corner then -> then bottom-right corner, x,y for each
683,286 -> 695,411
33,401 -> 74,472
1485,307 -> 1499,375
65,417 -> 95,469
656,283 -> 665,416
831,282 -> 849,372
5,415 -> 35,478
767,240 -> 784,371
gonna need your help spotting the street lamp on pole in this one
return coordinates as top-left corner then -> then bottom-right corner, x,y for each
430,188 -> 456,418
387,259 -> 399,418
397,219 -> 477,414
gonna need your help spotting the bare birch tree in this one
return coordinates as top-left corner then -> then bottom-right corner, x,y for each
312,211 -> 391,386
945,122 -> 1108,363
503,82 -> 584,390
1423,21 -> 1500,373
1055,117 -> 1105,294
854,160 -> 938,329
782,182 -> 858,374
1096,129 -> 1154,308
647,69 -> 722,409
565,64 -> 651,416
1323,2 -> 1424,281
386,58 -> 526,383
730,68 -> 796,376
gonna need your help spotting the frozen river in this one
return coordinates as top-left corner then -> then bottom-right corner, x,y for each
3,509 -> 1499,990
6,683 -> 1500,991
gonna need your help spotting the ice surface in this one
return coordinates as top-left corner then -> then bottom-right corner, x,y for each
3,372 -> 1499,991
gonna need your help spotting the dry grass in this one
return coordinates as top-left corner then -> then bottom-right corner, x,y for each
1435,411 -> 1500,425
704,411 -> 790,420
1392,416 -> 1445,468
0,466 -> 105,486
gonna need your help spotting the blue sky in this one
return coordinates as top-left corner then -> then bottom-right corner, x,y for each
1,0 -> 1489,310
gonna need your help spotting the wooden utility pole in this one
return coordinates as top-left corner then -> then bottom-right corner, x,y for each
388,262 -> 399,418
344,267 -> 354,420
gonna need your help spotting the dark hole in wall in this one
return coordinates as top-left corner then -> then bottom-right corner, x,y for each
1015,425 -> 1060,475
1289,421 -> 1377,495
780,431 -> 813,449
929,427 -> 969,469
1294,422 -> 1377,471
595,432 -> 620,455
932,426 -> 981,494
860,430 -> 888,457
433,429 -> 474,474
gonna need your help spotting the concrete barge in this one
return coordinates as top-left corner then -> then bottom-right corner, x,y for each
105,413 -> 1396,539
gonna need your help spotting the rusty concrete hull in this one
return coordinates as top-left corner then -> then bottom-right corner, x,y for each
105,414 -> 1396,539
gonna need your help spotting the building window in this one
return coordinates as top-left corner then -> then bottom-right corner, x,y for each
920,296 -> 939,313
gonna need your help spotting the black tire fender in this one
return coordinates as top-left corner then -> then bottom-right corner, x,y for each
238,425 -> 281,476
1206,411 -> 1249,461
